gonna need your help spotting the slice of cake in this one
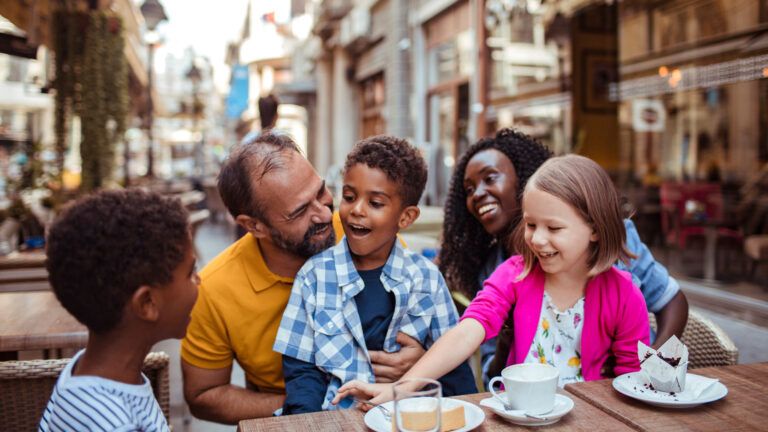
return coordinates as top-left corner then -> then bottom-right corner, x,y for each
440,399 -> 466,431
391,398 -> 466,432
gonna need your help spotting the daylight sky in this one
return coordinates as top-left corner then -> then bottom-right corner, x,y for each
143,0 -> 251,92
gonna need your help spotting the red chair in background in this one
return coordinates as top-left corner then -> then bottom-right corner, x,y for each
661,182 -> 743,279
660,182 -> 741,248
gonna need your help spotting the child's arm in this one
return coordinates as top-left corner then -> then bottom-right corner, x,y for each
333,318 -> 486,406
611,283 -> 651,376
282,355 -> 329,414
429,272 -> 477,396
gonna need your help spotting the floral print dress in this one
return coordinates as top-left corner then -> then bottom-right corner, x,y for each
523,291 -> 585,387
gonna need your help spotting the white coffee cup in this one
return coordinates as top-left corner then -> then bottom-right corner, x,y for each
488,363 -> 559,415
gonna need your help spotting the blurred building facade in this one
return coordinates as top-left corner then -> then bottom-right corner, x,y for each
0,15 -> 53,199
152,49 -> 222,179
221,0 -> 768,282
0,0 -> 160,190
226,0 -> 314,156
260,0 -> 767,209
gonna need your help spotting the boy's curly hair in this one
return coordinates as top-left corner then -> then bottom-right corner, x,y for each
344,135 -> 427,207
438,128 -> 552,298
46,189 -> 190,333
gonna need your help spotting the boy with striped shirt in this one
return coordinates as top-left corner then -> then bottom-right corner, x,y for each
39,190 -> 200,431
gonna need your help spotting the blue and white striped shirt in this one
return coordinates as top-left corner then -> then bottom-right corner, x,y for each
39,350 -> 169,432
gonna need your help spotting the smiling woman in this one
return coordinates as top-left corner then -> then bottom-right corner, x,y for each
463,149 -> 520,239
439,129 -> 552,300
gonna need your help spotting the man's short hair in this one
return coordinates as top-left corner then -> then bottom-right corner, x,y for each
344,135 -> 427,207
46,189 -> 190,334
218,132 -> 301,220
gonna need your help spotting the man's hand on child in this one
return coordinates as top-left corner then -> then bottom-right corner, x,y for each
332,381 -> 393,409
369,332 -> 425,383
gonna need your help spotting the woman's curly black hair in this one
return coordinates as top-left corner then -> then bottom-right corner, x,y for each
438,128 -> 552,298
46,189 -> 190,334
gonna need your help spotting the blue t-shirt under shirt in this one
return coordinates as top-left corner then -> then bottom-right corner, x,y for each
353,266 -> 396,351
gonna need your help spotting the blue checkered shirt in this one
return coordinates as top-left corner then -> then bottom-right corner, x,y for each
273,238 -> 460,410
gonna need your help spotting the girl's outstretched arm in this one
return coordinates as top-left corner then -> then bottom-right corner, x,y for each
333,319 -> 486,406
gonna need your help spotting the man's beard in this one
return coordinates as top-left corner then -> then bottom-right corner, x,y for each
268,221 -> 336,258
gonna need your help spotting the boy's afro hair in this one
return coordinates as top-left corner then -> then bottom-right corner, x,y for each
46,189 -> 190,333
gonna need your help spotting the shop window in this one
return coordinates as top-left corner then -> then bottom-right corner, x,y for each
359,73 -> 385,138
486,5 -> 569,99
429,30 -> 473,85
655,0 -> 761,52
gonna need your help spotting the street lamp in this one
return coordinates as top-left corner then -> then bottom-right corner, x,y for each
185,61 -> 204,177
140,0 -> 168,178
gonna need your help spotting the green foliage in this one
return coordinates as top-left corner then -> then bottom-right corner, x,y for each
52,8 -> 128,192
7,198 -> 30,220
20,140 -> 45,190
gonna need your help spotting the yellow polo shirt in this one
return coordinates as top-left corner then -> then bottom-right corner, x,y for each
181,213 -> 345,391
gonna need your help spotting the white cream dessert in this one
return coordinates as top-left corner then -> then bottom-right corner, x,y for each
638,335 -> 689,393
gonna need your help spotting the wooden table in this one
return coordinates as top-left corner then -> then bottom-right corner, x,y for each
0,250 -> 49,292
0,291 -> 87,353
564,363 -> 768,431
237,391 -> 633,432
0,250 -> 46,270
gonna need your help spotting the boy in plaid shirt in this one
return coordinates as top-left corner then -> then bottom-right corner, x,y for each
274,136 -> 476,414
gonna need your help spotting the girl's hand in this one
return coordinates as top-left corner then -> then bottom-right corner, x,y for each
332,380 -> 394,409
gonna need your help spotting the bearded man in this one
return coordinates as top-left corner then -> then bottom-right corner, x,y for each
181,133 -> 425,424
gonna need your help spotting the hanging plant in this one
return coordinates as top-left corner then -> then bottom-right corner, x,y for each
80,11 -> 106,190
51,7 -> 128,192
106,15 -> 128,169
52,9 -> 86,176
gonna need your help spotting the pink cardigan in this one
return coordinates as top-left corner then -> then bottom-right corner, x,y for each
461,256 -> 649,381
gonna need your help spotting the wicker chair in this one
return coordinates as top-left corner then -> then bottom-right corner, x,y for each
0,351 -> 170,431
649,309 -> 738,368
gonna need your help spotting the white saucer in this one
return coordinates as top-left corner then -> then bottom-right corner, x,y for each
612,372 -> 728,408
363,398 -> 485,432
479,393 -> 574,427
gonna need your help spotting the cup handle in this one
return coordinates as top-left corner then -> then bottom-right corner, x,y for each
487,376 -> 508,408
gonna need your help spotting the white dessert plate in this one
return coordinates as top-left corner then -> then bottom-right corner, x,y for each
612,372 -> 728,408
363,398 -> 485,432
478,393 -> 574,427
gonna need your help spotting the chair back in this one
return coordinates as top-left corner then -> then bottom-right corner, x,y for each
0,352 -> 170,431
649,309 -> 738,369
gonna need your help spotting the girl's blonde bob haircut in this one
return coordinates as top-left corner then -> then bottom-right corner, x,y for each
512,154 -> 635,280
